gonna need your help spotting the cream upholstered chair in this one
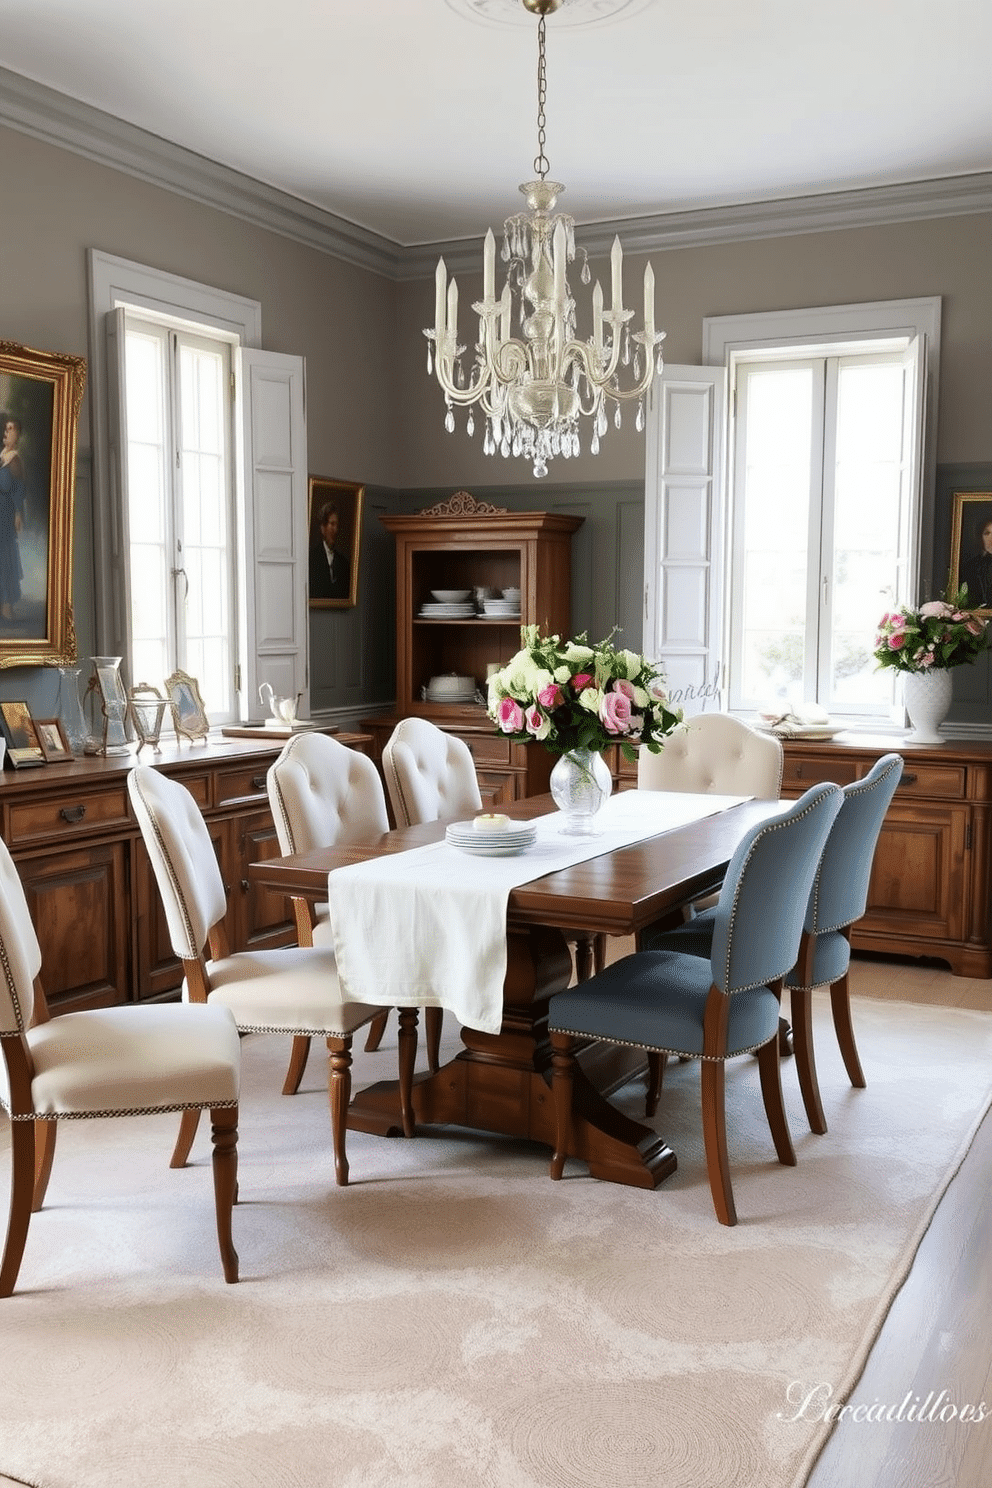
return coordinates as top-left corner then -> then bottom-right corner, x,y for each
0,831 -> 241,1293
637,712 -> 783,798
266,733 -> 392,1095
383,716 -> 605,982
128,764 -> 391,1183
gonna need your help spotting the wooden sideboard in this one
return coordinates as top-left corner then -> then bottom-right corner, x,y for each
1,731 -> 370,1015
775,733 -> 992,978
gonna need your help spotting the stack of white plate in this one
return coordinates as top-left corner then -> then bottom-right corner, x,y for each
445,819 -> 537,857
419,601 -> 476,618
482,598 -> 521,618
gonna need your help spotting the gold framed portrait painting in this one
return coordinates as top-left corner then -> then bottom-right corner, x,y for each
308,476 -> 364,609
0,340 -> 87,667
950,491 -> 992,615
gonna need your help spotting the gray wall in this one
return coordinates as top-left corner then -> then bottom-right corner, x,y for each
3,113 -> 992,727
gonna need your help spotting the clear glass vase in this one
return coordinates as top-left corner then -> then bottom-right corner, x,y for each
549,747 -> 613,835
56,665 -> 88,757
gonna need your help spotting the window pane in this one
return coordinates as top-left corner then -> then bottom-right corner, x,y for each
178,341 -> 232,718
737,366 -> 812,705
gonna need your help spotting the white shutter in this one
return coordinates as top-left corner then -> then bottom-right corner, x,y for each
644,365 -> 727,715
104,306 -> 133,667
235,349 -> 309,723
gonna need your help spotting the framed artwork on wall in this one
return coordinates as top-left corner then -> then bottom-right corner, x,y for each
950,491 -> 992,614
0,340 -> 87,668
307,475 -> 364,609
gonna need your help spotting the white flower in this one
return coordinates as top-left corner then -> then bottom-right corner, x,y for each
564,641 -> 595,664
578,686 -> 602,714
553,665 -> 572,684
620,648 -> 642,678
632,685 -> 650,708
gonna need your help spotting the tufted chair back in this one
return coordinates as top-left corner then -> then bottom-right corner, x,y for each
128,766 -> 227,961
637,713 -> 783,799
710,782 -> 842,995
382,717 -> 483,827
0,832 -> 42,1035
267,732 -> 389,855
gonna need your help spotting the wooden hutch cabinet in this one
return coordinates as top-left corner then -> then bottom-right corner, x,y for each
1,731 -> 369,1014
362,492 -> 583,805
777,733 -> 992,978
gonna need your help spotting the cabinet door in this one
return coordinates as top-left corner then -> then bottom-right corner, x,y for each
19,842 -> 130,1012
226,808 -> 297,952
859,802 -> 969,944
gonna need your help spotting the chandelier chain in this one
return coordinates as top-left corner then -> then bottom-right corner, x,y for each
533,14 -> 550,180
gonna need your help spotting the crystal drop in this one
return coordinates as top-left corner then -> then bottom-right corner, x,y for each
591,431 -> 600,455
467,411 -> 475,437
636,401 -> 645,433
483,427 -> 492,455
534,457 -> 548,478
614,402 -> 622,430
501,237 -> 510,263
444,408 -> 455,434
633,349 -> 641,379
500,438 -> 510,458
621,332 -> 630,368
597,406 -> 608,437
456,361 -> 465,389
561,436 -> 570,459
426,345 -> 433,374
656,349 -> 665,375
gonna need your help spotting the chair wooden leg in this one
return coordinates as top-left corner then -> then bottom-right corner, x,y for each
209,1105 -> 239,1284
700,1058 -> 737,1226
397,1008 -> 419,1138
645,1051 -> 667,1118
364,1009 -> 389,1052
778,1015 -> 793,1056
757,1035 -> 797,1167
425,1007 -> 443,1073
830,973 -> 866,1088
282,1035 -> 312,1095
572,934 -> 594,983
549,1030 -> 576,1180
32,1118 -> 57,1212
326,1036 -> 354,1186
170,1108 -> 202,1169
790,986 -> 827,1134
0,1120 -> 35,1297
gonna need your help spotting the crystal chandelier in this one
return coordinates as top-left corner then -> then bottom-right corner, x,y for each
424,0 -> 665,478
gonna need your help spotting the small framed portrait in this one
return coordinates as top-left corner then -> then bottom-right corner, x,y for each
164,669 -> 210,743
34,717 -> 72,762
950,492 -> 992,615
0,698 -> 45,767
308,475 -> 364,610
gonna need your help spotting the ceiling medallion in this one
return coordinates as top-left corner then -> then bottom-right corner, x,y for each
425,0 -> 664,477
446,0 -> 655,28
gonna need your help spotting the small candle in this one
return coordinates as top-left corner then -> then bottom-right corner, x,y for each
474,813 -> 510,833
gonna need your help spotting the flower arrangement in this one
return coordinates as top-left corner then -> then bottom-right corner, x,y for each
487,626 -> 682,759
874,586 -> 992,674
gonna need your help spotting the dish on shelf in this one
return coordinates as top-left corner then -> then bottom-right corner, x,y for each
419,602 -> 476,617
430,589 -> 472,602
482,600 -> 521,617
500,588 -> 521,603
426,691 -> 478,705
428,673 -> 476,693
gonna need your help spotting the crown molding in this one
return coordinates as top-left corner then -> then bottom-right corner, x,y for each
3,64 -> 992,284
0,65 -> 404,279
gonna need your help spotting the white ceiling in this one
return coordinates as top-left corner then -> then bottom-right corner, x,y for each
1,0 -> 991,249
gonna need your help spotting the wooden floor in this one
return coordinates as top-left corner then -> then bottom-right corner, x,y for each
802,952 -> 992,1488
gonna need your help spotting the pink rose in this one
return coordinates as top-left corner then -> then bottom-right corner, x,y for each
538,682 -> 562,709
497,697 -> 524,733
524,703 -> 550,740
600,688 -> 633,735
887,633 -> 906,650
613,678 -> 636,701
572,672 -> 593,691
919,601 -> 952,619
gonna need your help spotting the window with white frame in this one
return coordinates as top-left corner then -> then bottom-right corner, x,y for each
644,298 -> 940,723
123,315 -> 237,720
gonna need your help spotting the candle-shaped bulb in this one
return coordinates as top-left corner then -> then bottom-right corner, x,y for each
447,277 -> 459,338
610,236 -> 624,313
643,261 -> 655,341
500,284 -> 512,342
592,280 -> 604,354
435,258 -> 447,340
483,228 -> 496,305
552,220 -> 566,308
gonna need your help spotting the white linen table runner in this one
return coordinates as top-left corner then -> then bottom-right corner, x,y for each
326,791 -> 748,1035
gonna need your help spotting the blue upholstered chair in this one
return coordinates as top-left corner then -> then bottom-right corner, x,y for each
547,782 -> 843,1226
650,753 -> 904,1135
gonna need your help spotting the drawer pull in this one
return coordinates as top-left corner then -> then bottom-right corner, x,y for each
900,772 -> 918,786
59,804 -> 87,824
251,775 -> 267,791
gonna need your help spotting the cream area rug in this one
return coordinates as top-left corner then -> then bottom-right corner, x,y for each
1,988 -> 991,1488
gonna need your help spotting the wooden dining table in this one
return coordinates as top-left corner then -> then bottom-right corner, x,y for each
247,792 -> 779,1188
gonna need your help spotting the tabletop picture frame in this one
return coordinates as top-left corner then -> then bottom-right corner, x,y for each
164,669 -> 210,743
949,490 -> 992,615
0,340 -> 87,669
308,475 -> 363,609
34,716 -> 73,763
0,698 -> 45,767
